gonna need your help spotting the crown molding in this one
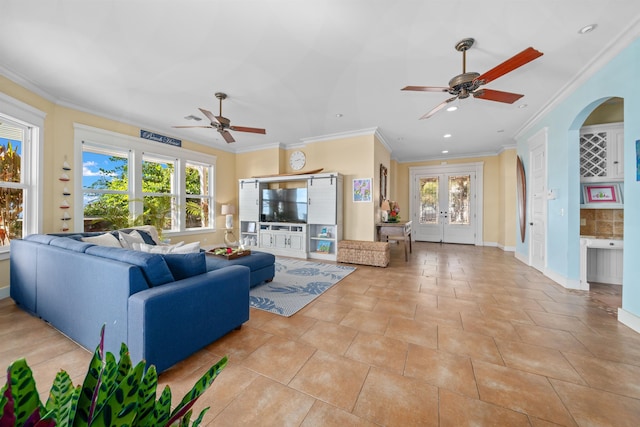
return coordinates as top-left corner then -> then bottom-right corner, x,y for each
515,16 -> 640,140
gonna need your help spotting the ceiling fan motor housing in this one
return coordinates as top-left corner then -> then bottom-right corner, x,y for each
448,72 -> 481,95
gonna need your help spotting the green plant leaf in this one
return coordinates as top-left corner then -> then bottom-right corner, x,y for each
154,386 -> 171,426
74,330 -> 107,426
133,365 -> 158,427
190,407 -> 209,427
92,352 -> 118,419
44,369 -> 81,426
2,359 -> 42,427
166,356 -> 227,425
89,362 -> 144,427
116,343 -> 132,384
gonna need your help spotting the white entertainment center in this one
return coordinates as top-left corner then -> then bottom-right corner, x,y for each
238,172 -> 343,260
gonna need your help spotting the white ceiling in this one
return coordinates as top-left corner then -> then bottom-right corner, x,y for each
1,1 -> 639,162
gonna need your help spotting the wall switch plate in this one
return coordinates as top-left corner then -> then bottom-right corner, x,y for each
580,218 -> 586,226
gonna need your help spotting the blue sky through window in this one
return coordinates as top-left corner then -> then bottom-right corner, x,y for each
83,151 -> 125,188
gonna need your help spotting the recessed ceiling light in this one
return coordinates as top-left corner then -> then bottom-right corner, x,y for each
335,113 -> 343,118
443,134 -> 452,138
442,150 -> 449,154
578,24 -> 597,34
518,104 -> 528,109
446,106 -> 458,112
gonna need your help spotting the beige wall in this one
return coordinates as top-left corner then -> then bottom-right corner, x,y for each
394,150 -> 516,247
287,134 -> 380,241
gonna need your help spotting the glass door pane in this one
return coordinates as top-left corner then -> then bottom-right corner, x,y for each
419,176 -> 439,224
448,175 -> 470,225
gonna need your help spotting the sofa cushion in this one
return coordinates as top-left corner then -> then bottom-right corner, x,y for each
82,233 -> 122,248
85,246 -> 174,287
49,237 -> 94,253
162,252 -> 207,281
24,234 -> 58,245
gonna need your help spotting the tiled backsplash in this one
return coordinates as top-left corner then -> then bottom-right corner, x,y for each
580,208 -> 623,239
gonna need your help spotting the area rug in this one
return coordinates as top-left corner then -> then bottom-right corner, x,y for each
250,258 -> 356,317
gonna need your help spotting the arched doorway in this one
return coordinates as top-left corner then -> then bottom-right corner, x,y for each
574,97 -> 624,309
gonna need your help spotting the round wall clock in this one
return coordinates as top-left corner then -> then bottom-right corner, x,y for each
289,150 -> 306,171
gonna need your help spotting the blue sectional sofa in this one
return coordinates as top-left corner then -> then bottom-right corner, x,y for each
10,231 -> 250,373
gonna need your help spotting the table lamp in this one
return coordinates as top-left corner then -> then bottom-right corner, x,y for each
221,204 -> 236,245
380,200 -> 390,222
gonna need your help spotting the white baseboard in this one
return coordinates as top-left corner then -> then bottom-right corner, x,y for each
618,308 -> 640,334
514,251 -> 528,264
0,286 -> 9,300
482,242 -> 515,252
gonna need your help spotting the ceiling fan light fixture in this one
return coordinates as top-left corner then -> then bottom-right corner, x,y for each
578,24 -> 597,34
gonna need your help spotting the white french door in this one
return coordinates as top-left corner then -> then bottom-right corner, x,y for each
410,163 -> 482,245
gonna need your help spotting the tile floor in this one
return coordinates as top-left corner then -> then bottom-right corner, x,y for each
2,242 -> 640,426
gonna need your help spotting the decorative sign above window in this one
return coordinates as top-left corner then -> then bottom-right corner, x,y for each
140,130 -> 181,147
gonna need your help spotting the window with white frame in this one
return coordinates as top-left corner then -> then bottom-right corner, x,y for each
0,94 -> 43,253
77,125 -> 215,233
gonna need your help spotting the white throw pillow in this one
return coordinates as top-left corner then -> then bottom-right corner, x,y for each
133,241 -> 199,254
168,241 -> 200,254
82,233 -> 122,248
117,230 -> 145,249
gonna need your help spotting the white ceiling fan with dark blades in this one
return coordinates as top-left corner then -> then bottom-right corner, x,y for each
402,38 -> 543,119
174,92 -> 266,143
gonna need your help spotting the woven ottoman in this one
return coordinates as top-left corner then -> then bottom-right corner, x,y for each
205,251 -> 275,288
337,240 -> 390,267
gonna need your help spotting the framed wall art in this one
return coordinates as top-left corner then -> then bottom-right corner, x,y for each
353,178 -> 372,202
582,184 -> 621,204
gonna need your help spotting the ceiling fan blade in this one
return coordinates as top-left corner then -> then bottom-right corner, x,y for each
198,108 -> 220,124
172,125 -> 214,129
220,130 -> 235,143
476,47 -> 543,85
420,96 -> 459,120
402,86 -> 450,92
230,125 -> 266,134
473,89 -> 524,104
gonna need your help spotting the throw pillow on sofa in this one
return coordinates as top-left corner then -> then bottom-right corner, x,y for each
163,252 -> 207,280
82,233 -> 122,248
133,241 -> 200,254
116,228 -> 157,245
117,230 -> 148,249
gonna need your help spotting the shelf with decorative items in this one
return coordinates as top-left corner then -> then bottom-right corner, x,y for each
239,221 -> 259,248
308,224 -> 341,260
60,157 -> 72,231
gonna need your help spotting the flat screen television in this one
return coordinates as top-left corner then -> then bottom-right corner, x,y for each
261,188 -> 308,223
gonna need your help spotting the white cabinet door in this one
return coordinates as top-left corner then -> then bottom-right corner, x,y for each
579,123 -> 624,182
610,126 -> 624,180
239,179 -> 261,221
307,176 -> 337,224
274,233 -> 288,249
260,231 -> 274,248
289,234 -> 304,251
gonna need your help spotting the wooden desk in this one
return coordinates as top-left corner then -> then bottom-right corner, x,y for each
376,221 -> 412,261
